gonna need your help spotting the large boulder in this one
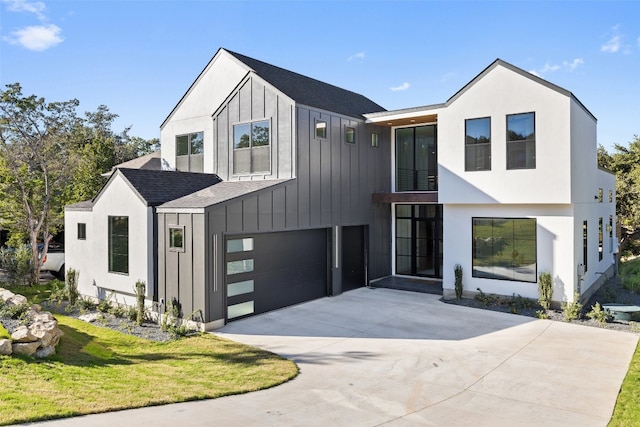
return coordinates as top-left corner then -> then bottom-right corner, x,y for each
12,341 -> 41,356
11,325 -> 37,343
0,339 -> 11,356
0,288 -> 15,302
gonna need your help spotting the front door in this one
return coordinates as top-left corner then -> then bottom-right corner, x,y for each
395,204 -> 443,278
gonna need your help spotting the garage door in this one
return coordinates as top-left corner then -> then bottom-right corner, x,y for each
225,229 -> 328,321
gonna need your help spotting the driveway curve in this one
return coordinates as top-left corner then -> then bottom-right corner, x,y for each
23,287 -> 638,426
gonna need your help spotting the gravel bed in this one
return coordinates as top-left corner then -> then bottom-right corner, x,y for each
443,275 -> 640,334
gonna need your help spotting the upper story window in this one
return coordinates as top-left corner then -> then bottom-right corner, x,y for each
176,132 -> 204,172
345,126 -> 356,144
598,188 -> 603,203
506,112 -> 535,170
233,120 -> 270,175
77,223 -> 86,240
395,125 -> 437,191
465,117 -> 491,171
315,120 -> 327,139
169,226 -> 185,252
108,216 -> 128,275
609,190 -> 613,203
371,132 -> 379,148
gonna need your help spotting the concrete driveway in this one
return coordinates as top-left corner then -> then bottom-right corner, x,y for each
24,287 -> 638,426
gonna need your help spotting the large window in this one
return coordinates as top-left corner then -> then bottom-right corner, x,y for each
108,216 -> 128,274
472,218 -> 537,282
233,120 -> 270,174
465,117 -> 491,171
583,220 -> 588,273
176,132 -> 203,172
507,112 -> 535,169
395,125 -> 437,191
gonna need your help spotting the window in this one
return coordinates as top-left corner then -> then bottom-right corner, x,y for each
598,188 -> 603,203
233,120 -> 270,174
227,259 -> 254,275
583,220 -> 588,273
609,190 -> 613,203
395,125 -> 438,191
472,218 -> 537,282
169,226 -> 184,252
77,223 -> 86,240
227,238 -> 254,253
609,215 -> 614,253
108,216 -> 128,274
465,117 -> 491,171
315,120 -> 327,139
599,217 -> 603,261
371,132 -> 379,148
176,132 -> 204,172
507,112 -> 535,169
345,126 -> 355,144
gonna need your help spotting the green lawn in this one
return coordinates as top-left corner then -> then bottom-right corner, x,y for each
0,302 -> 297,425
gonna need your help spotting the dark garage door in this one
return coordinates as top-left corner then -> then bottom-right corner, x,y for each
342,225 -> 366,292
226,228 -> 328,321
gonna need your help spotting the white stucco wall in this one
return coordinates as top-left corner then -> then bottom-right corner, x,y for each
438,65 -> 573,205
160,50 -> 250,173
442,204 -> 576,303
65,173 -> 154,307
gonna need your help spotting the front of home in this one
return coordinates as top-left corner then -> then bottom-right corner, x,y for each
65,49 -> 616,329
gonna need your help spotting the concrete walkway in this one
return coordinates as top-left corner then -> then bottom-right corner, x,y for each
22,288 -> 638,426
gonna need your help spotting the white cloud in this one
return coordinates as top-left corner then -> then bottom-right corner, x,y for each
348,51 -> 365,61
2,0 -> 47,21
601,35 -> 621,53
4,24 -> 63,51
530,58 -> 584,76
390,82 -> 410,92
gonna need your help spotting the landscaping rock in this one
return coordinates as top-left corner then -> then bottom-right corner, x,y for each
0,339 -> 11,355
79,313 -> 100,323
0,288 -> 15,301
7,294 -> 28,306
11,325 -> 37,343
12,341 -> 41,356
35,345 -> 56,358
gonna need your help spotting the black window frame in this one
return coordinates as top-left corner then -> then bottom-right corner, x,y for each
465,117 -> 491,171
315,120 -> 327,139
108,216 -> 129,275
176,131 -> 204,172
232,119 -> 271,175
77,223 -> 86,240
598,217 -> 603,261
345,126 -> 356,144
506,112 -> 536,170
169,225 -> 185,252
583,220 -> 588,273
472,217 -> 537,283
371,132 -> 379,148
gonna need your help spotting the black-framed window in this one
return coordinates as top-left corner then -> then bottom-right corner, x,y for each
108,216 -> 128,274
77,223 -> 86,240
345,126 -> 356,144
472,217 -> 537,282
169,226 -> 184,252
395,125 -> 438,191
583,220 -> 588,273
176,132 -> 203,172
507,112 -> 535,170
599,217 -> 603,261
233,120 -> 270,174
315,120 -> 327,139
371,132 -> 379,148
465,117 -> 491,171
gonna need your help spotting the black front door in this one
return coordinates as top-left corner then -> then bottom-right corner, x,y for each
396,205 -> 443,278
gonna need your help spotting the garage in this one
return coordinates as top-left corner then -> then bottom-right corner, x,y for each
225,228 -> 329,321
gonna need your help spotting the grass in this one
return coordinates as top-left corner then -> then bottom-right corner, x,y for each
0,314 -> 298,425
609,257 -> 640,426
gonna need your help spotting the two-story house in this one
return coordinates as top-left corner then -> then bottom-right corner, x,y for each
65,49 -> 616,329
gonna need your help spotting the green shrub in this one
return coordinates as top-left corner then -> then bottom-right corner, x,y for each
97,293 -> 114,313
535,309 -> 549,319
475,288 -> 500,306
78,296 -> 97,310
0,245 -> 31,286
134,280 -> 146,326
65,268 -> 80,306
538,272 -> 553,310
622,275 -> 640,293
561,292 -> 583,322
587,302 -> 612,324
0,301 -> 30,321
454,264 -> 463,300
0,322 -> 10,339
108,304 -> 127,319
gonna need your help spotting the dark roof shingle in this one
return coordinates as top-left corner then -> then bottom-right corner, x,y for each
227,50 -> 385,119
117,168 -> 222,206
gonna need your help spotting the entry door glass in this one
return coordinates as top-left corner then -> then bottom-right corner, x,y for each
395,205 -> 442,278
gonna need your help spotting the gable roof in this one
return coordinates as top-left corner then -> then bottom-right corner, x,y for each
226,49 -> 385,119
101,151 -> 162,177
95,169 -> 222,207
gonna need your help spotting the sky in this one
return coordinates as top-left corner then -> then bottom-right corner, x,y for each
1,0 -> 638,151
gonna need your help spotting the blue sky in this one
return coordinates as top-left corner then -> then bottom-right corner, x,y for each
1,0 -> 638,151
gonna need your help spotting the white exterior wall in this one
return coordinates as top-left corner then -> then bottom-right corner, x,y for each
442,204 -> 575,303
439,65 -> 572,204
65,175 -> 154,307
160,51 -> 249,172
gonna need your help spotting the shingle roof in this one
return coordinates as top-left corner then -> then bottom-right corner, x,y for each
226,50 -> 386,119
159,179 -> 291,210
117,168 -> 222,207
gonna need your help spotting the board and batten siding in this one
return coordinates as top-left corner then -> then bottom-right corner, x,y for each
212,75 -> 295,181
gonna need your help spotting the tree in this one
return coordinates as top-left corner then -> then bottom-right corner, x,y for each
0,83 -> 80,283
598,136 -> 640,255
